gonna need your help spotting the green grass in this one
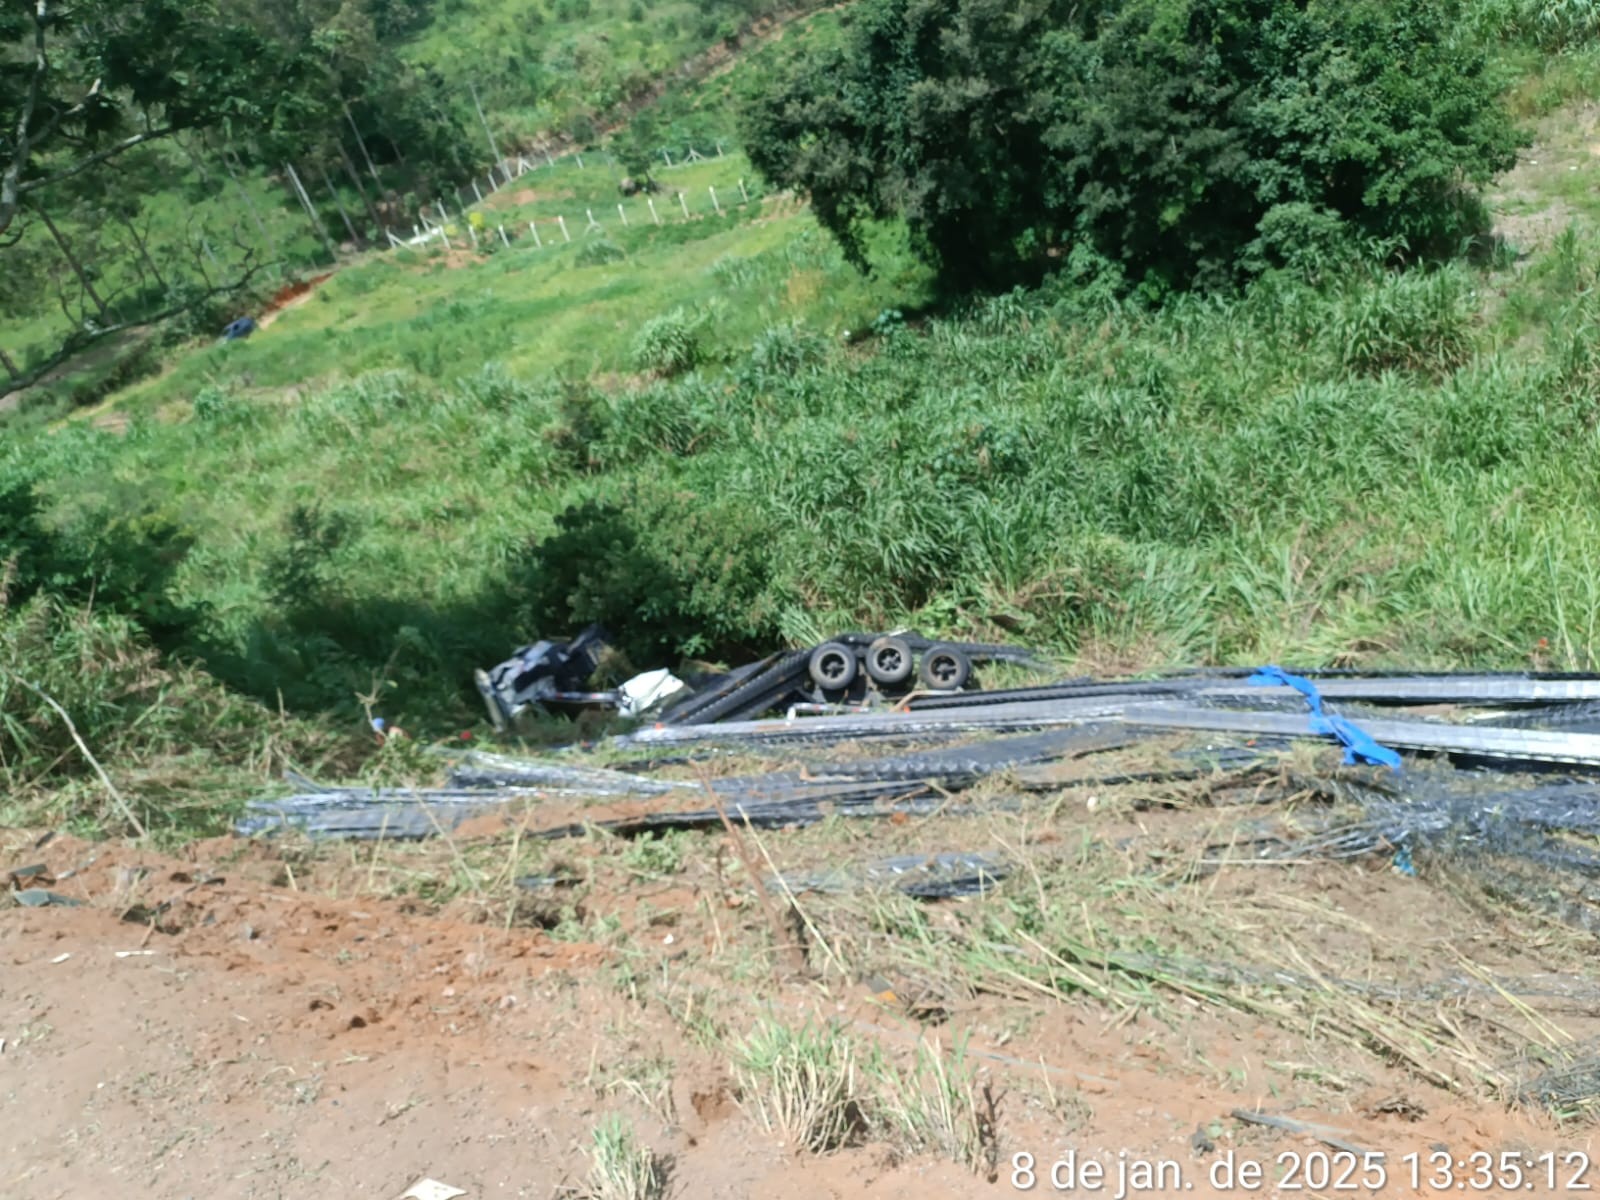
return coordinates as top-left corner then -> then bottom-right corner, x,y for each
21,198 -> 1600,731
10,6 -> 1600,748
404,0 -> 821,143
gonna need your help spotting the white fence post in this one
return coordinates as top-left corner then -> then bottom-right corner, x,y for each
618,203 -> 629,226
709,186 -> 721,214
678,192 -> 690,219
472,179 -> 483,204
738,178 -> 749,203
647,197 -> 660,225
498,224 -> 510,248
530,221 -> 542,247
467,222 -> 478,248
662,149 -> 673,168
558,215 -> 569,242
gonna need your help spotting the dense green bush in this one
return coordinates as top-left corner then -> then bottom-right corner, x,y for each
0,467 -> 200,639
743,0 -> 1523,294
518,487 -> 785,662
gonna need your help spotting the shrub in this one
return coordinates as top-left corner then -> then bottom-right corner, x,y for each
742,0 -> 1523,293
517,486 -> 784,662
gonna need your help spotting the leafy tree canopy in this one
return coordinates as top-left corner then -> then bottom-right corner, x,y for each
741,0 -> 1524,294
1,0 -> 286,239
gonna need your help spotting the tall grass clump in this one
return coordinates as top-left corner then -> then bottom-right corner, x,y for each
631,307 -> 707,376
583,1115 -> 667,1200
731,1018 -> 863,1153
1329,265 -> 1480,377
0,596 -> 337,838
867,1035 -> 1000,1177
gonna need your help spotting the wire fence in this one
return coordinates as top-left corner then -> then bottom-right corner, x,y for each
280,137 -> 765,261
380,141 -> 769,257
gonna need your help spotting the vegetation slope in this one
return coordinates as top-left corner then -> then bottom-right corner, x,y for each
6,2 -> 1600,835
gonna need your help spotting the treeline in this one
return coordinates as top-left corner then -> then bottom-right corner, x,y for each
0,0 -> 471,396
739,0 -> 1565,296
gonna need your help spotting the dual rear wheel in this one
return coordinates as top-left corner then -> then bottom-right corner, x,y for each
806,637 -> 972,693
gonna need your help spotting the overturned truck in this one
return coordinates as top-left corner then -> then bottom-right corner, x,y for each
474,627 -> 1043,730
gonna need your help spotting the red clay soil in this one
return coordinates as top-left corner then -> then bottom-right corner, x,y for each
2,831 -> 1597,1198
257,272 -> 336,329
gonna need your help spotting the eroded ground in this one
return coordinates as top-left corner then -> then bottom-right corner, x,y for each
6,743 -> 1600,1199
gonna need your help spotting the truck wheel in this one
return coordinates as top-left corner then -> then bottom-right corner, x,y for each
808,641 -> 858,690
865,635 -> 914,686
918,644 -> 972,691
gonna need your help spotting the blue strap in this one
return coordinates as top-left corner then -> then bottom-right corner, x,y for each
1314,713 -> 1404,769
1248,664 -> 1400,770
1246,664 -> 1326,714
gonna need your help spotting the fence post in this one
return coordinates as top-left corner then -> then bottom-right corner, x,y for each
437,200 -> 449,226
576,154 -> 584,170
284,162 -> 337,260
678,192 -> 690,219
662,149 -> 673,168
618,203 -> 629,227
739,178 -> 749,203
558,215 -> 569,242
467,222 -> 478,248
438,225 -> 451,250
717,141 -> 724,158
468,78 -> 505,170
647,197 -> 660,226
530,221 -> 542,248
472,178 -> 483,204
498,224 -> 511,248
709,186 -> 721,214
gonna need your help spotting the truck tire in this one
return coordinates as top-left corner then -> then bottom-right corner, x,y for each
865,635 -> 914,686
918,644 -> 972,691
809,641 -> 859,690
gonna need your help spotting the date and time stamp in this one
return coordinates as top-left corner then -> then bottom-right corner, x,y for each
1007,1149 -> 1598,1195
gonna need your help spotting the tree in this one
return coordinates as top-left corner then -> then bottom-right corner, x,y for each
1,1 -> 280,240
741,0 -> 1523,295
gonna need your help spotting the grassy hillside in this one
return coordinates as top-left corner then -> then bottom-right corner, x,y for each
404,0 -> 821,143
1,0 -> 823,424
11,7 -> 1600,747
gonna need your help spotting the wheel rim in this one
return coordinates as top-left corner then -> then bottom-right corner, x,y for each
817,649 -> 851,686
872,647 -> 905,675
927,653 -> 960,686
